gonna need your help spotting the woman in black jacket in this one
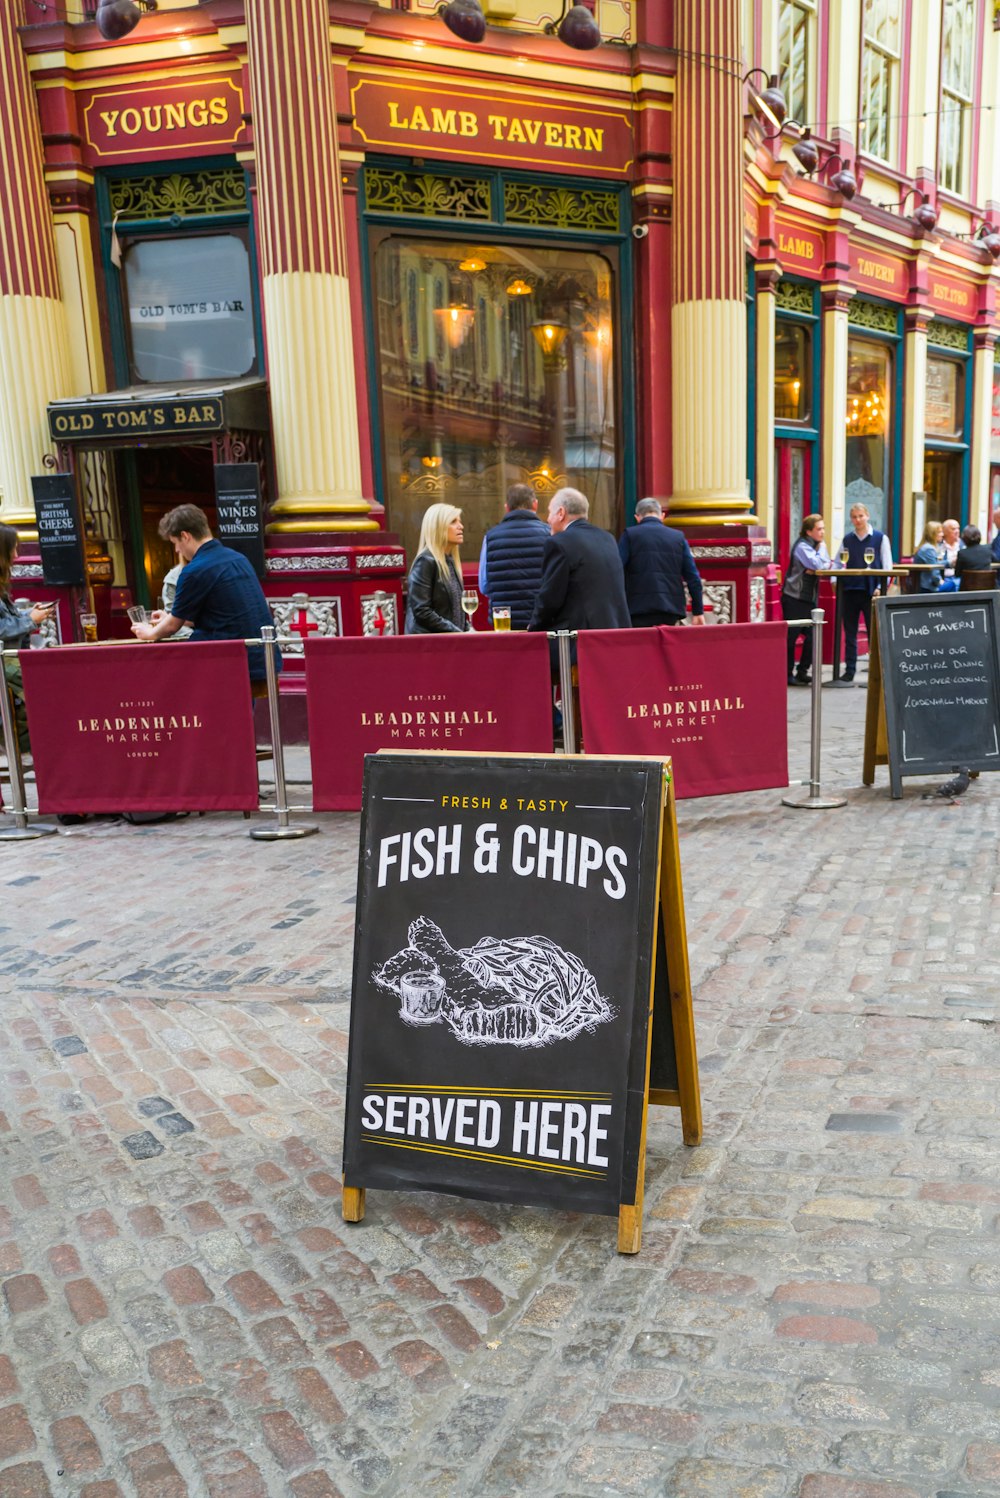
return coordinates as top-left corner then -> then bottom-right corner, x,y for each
0,524 -> 55,754
404,504 -> 470,634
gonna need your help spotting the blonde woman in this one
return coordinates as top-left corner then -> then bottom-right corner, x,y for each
404,504 -> 470,634
912,520 -> 944,592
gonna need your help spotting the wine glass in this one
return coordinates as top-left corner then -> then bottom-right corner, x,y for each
461,589 -> 479,630
863,546 -> 875,567
839,547 -> 849,567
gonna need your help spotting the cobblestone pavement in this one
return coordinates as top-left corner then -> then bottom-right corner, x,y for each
3,672 -> 1000,1498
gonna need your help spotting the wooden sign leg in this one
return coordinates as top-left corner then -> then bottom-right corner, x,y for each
660,779 -> 702,1147
342,1185 -> 366,1223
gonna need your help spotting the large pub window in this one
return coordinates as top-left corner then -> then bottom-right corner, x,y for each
859,0 -> 901,165
845,297 -> 901,542
362,166 -> 628,565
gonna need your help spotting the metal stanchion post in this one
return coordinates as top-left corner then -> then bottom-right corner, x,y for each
556,630 -> 577,755
0,647 -> 57,841
782,609 -> 847,811
249,627 -> 319,841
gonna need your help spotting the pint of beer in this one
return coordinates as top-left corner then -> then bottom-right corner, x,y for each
492,608 -> 511,631
80,612 -> 98,643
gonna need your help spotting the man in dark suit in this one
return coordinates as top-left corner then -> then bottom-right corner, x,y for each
618,497 -> 705,627
528,488 -> 631,635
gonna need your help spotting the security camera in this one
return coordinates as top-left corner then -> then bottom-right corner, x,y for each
632,224 -> 649,239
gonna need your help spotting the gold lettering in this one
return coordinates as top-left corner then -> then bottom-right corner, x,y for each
544,122 -> 564,147
209,96 -> 228,125
187,100 -> 208,127
409,104 -> 430,131
99,109 -> 120,138
563,123 -> 582,149
507,118 -> 527,143
142,105 -> 162,131
459,110 -> 478,136
487,113 -> 506,139
583,126 -> 603,151
164,101 -> 187,129
388,100 -> 406,128
119,108 -> 142,135
431,107 -> 457,134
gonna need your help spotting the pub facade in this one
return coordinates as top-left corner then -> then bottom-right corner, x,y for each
1,0 -> 998,646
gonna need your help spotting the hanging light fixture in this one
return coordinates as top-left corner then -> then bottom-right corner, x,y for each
546,1 -> 602,49
744,70 -> 787,132
506,276 -> 533,296
791,128 -> 820,174
530,321 -> 568,357
438,0 -> 487,43
459,255 -> 486,273
95,0 -> 157,41
434,303 -> 476,349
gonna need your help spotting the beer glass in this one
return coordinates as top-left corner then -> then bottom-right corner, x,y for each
492,607 -> 511,631
80,612 -> 98,643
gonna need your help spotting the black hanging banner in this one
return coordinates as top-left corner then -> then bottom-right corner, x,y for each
213,463 -> 265,578
31,474 -> 86,587
342,751 -> 701,1252
864,592 -> 1000,797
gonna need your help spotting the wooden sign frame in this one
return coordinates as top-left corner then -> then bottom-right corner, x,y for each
342,750 -> 701,1256
864,594 -> 1000,797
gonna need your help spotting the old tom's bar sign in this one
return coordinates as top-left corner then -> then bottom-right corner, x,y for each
80,75 -> 245,164
351,77 -> 633,175
50,395 -> 224,441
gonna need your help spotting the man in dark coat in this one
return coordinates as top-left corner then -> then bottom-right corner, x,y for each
528,488 -> 631,634
618,497 -> 705,627
478,483 -> 550,628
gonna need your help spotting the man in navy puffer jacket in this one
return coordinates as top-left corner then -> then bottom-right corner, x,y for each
479,484 -> 551,629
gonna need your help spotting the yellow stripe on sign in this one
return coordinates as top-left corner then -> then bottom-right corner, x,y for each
364,1085 -> 612,1098
361,1134 -> 606,1177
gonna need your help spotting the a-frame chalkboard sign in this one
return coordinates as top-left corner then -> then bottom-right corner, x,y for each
864,592 -> 1000,797
342,751 -> 701,1255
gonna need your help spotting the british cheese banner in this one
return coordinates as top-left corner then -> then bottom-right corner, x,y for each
21,642 -> 259,814
305,634 -> 554,811
578,623 -> 789,798
342,753 -> 666,1217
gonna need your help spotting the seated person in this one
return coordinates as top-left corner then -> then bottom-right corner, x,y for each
912,521 -> 944,591
954,525 -> 994,582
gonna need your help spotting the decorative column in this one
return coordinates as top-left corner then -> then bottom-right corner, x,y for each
820,284 -> 853,544
0,0 -> 72,531
900,307 -> 929,557
970,328 -> 996,537
668,0 -> 754,524
244,0 -> 376,533
754,265 -> 780,537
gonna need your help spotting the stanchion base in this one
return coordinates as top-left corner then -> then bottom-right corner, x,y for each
0,822 -> 59,841
249,823 -> 320,841
781,794 -> 848,811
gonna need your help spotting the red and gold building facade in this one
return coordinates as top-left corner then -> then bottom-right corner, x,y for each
3,0 -> 998,651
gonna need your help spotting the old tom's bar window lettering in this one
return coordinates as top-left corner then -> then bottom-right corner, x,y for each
123,235 -> 256,383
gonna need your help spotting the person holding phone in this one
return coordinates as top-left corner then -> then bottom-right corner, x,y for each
0,523 -> 56,754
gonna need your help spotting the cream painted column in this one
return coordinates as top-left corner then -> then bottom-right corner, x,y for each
822,0 -> 861,143
50,179 -> 106,395
905,0 -> 942,179
244,0 -> 374,531
820,285 -> 852,542
754,266 -> 779,538
0,0 -> 72,530
969,331 -> 996,536
899,308 -> 928,557
668,0 -> 754,524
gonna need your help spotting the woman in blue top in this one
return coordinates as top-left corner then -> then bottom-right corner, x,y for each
0,524 -> 55,755
912,520 -> 944,592
781,514 -> 833,685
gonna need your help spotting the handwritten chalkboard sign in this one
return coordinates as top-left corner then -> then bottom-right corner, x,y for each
864,593 -> 1000,797
341,751 -> 701,1254
31,475 -> 86,587
213,463 -> 265,578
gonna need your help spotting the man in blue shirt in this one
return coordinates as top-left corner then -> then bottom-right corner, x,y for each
132,504 -> 276,682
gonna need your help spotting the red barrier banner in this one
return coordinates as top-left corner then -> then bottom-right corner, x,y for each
305,634 -> 554,811
20,642 -> 259,814
578,624 -> 788,798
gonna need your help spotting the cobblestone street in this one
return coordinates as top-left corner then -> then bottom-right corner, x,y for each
3,676 -> 1000,1498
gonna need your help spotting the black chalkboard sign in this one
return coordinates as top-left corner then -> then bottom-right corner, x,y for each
31,474 -> 86,587
213,463 -> 265,578
341,752 -> 700,1254
867,592 -> 1000,797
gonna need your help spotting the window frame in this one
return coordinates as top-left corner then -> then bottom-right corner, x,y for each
858,0 -> 903,166
937,0 -> 978,199
777,0 -> 817,132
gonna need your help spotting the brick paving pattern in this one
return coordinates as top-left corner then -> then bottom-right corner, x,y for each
2,683 -> 1000,1496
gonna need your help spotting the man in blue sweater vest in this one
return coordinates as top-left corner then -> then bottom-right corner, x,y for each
618,498 -> 705,627
478,484 -> 551,629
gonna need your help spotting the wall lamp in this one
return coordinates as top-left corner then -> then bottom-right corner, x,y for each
877,187 -> 939,231
440,0 -> 601,48
792,131 -> 858,198
744,70 -> 787,132
958,221 -> 1000,260
95,0 -> 157,41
